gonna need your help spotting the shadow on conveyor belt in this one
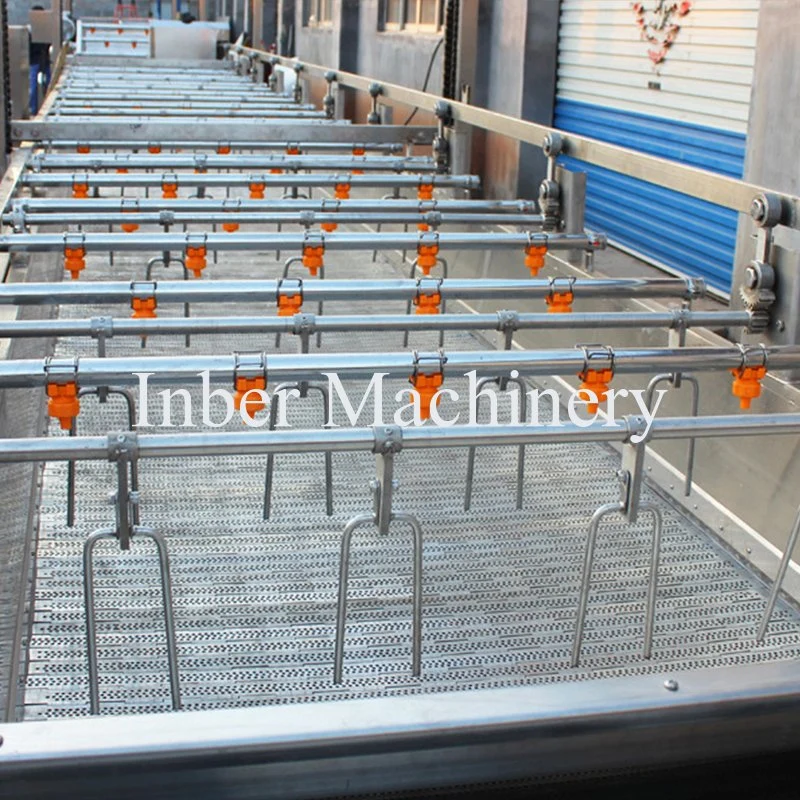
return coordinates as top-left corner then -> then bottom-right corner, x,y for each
0,252 -> 61,722
336,751 -> 800,800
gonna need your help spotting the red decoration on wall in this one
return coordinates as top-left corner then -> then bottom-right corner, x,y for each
632,1 -> 692,67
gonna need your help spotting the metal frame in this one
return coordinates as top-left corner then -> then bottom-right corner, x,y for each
12,122 -> 438,145
244,50 -> 800,230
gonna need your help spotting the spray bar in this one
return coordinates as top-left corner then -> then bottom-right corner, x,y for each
9,198 -> 534,213
28,155 -> 439,172
0,231 -> 599,254
6,211 -> 542,228
33,141 -> 405,152
0,309 -> 755,339
0,414 -> 798,463
0,345 -> 789,388
21,173 -> 479,190
0,277 -> 697,305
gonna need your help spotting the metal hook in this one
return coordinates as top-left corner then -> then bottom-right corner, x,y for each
645,373 -> 700,496
334,511 -> 423,684
263,382 -> 333,520
758,503 -> 800,643
465,376 -> 529,511
83,526 -> 181,715
571,499 -> 662,668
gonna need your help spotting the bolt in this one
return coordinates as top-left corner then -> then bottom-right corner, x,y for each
776,320 -> 786,333
664,679 -> 679,692
117,434 -> 126,443
746,547 -> 752,554
744,265 -> 759,290
669,484 -> 674,490
751,197 -> 766,223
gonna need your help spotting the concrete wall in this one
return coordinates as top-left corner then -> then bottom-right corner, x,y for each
288,0 -> 559,200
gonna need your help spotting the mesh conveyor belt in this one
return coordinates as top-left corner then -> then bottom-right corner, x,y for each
18,214 -> 800,720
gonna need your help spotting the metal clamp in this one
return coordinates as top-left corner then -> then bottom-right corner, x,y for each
233,351 -> 268,383
410,348 -> 447,380
158,209 -> 176,227
185,231 -> 208,250
417,228 -> 440,250
737,342 -> 769,371
193,153 -> 208,172
319,197 -> 342,213
415,276 -> 443,302
576,343 -> 615,376
107,430 -> 139,463
526,230 -> 548,249
372,424 -> 404,456
221,197 -> 242,213
63,230 -> 86,250
120,197 -> 140,214
548,275 -> 576,303
89,315 -> 114,343
291,311 -> 316,337
44,355 -> 79,384
130,279 -> 157,302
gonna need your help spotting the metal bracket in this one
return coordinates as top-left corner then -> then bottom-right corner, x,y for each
193,153 -> 208,172
89,316 -> 114,360
367,82 -> 383,124
158,209 -> 176,227
107,430 -> 139,463
323,70 -> 337,119
372,425 -> 403,536
10,201 -> 26,232
105,431 -> 140,551
495,309 -> 520,352
619,414 -> 649,523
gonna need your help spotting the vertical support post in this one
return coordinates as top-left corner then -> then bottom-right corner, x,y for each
557,166 -> 587,268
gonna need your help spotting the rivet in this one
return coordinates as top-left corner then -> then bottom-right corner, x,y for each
664,679 -> 679,692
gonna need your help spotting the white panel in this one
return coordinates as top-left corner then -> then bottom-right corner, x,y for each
557,0 -> 760,132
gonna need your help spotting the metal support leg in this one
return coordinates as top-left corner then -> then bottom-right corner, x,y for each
334,511 -> 423,684
645,373 -> 700,496
84,526 -> 181,715
145,255 -> 191,347
758,504 -> 800,642
571,502 -> 662,667
465,376 -> 528,510
263,382 -> 333,519
372,189 -> 406,262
